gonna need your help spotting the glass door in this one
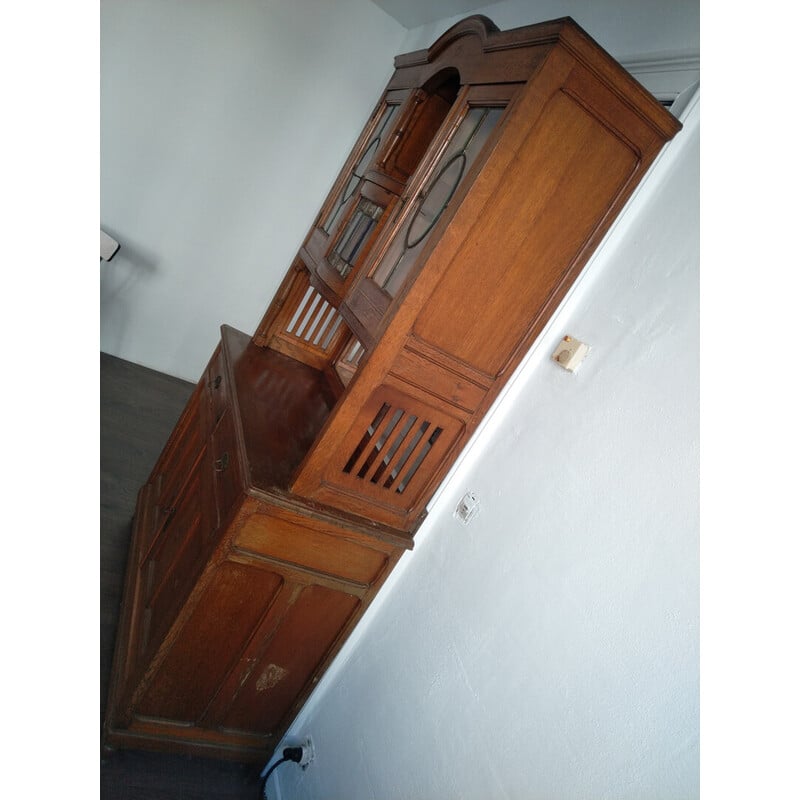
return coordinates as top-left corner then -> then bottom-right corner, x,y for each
342,83 -> 519,341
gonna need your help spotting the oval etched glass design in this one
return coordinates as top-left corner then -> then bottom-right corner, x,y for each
372,105 -> 504,297
405,153 -> 466,250
340,136 -> 381,206
340,173 -> 362,207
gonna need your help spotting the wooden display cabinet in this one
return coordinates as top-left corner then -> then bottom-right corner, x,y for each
104,15 -> 681,762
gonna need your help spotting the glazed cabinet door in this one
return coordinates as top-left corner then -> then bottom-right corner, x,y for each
344,83 -> 517,344
309,91 -> 408,263
253,78 -> 466,353
128,556 -> 362,754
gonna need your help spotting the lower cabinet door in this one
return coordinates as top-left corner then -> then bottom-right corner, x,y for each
134,558 -> 360,738
135,560 -> 284,724
210,408 -> 243,529
217,580 -> 360,736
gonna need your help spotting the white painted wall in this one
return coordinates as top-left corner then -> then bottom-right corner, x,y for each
100,0 -> 406,380
397,0 -> 699,61
395,1 -> 699,107
274,84 -> 699,800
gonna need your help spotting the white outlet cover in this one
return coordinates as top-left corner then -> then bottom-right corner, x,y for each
300,736 -> 315,770
454,491 -> 480,524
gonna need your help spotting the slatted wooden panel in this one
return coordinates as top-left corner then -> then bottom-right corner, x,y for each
304,385 -> 465,527
268,270 -> 350,369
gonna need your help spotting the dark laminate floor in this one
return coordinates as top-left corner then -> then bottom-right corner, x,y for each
100,352 -> 262,799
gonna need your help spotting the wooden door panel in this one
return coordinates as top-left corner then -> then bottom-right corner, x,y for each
220,584 -> 359,734
413,88 -> 639,377
210,409 -> 244,529
204,344 -> 229,430
135,562 -> 284,725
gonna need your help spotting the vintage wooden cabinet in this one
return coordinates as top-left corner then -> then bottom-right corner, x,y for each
104,16 -> 681,762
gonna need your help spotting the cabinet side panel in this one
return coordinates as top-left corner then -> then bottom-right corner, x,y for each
413,89 -> 639,377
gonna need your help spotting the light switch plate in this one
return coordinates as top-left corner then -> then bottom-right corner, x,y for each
551,336 -> 589,372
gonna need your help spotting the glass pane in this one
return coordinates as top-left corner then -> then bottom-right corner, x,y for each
329,198 -> 385,278
354,136 -> 382,181
406,153 -> 466,249
373,105 -> 504,296
442,107 -> 486,156
323,105 -> 397,234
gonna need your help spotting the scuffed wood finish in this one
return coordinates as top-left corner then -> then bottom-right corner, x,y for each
106,15 -> 680,764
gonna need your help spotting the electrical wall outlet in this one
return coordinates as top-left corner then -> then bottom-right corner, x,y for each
299,737 -> 315,770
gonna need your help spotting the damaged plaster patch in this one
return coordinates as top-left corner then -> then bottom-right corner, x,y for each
256,663 -> 289,692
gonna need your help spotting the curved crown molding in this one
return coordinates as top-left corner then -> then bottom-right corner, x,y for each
426,14 -> 499,61
395,15 -> 500,68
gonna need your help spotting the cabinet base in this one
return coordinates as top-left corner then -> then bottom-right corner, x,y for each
104,724 -> 273,764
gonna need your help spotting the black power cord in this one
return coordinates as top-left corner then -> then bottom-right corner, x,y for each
260,747 -> 305,799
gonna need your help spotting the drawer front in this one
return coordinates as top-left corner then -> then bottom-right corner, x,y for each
152,384 -> 208,518
235,512 -> 389,586
211,409 -> 244,528
204,343 -> 229,430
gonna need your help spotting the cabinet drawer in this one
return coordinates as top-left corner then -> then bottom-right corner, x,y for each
236,512 -> 389,586
204,343 -> 229,429
152,385 -> 208,516
211,409 -> 244,527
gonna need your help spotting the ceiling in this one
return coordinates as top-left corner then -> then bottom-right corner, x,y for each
369,0 -> 499,28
